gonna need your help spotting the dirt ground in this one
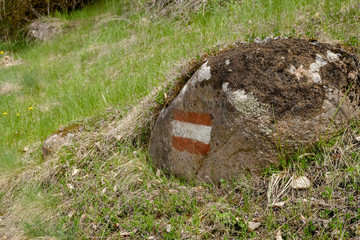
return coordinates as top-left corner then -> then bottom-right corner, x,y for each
205,38 -> 360,119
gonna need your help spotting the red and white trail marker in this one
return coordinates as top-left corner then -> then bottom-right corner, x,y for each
171,110 -> 212,156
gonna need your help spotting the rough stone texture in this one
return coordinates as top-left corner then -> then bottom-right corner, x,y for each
0,56 -> 23,68
149,39 -> 360,182
43,125 -> 81,160
27,18 -> 64,41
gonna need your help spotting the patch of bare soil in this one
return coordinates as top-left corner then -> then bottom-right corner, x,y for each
0,82 -> 22,95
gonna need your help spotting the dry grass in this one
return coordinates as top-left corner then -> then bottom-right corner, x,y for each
0,82 -> 22,95
0,0 -> 359,238
27,17 -> 65,41
1,118 -> 359,238
1,40 -> 359,238
0,55 -> 23,68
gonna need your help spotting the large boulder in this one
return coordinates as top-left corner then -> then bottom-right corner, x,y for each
149,39 -> 360,182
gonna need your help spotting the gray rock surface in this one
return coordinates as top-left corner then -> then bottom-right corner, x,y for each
150,39 -> 360,182
43,125 -> 81,160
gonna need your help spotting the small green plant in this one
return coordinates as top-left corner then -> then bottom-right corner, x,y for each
304,221 -> 317,238
321,186 -> 333,199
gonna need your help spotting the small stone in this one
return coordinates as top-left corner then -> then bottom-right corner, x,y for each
291,176 -> 311,189
166,224 -> 172,232
269,201 -> 287,208
247,221 -> 261,232
156,169 -> 161,177
120,231 -> 131,237
254,37 -> 262,43
263,37 -> 272,42
275,230 -> 283,240
148,236 -> 156,240
355,135 -> 360,142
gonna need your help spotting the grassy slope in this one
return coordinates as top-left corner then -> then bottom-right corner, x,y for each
0,0 -> 359,239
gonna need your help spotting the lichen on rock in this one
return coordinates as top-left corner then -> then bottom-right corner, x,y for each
228,89 -> 269,118
150,38 -> 360,182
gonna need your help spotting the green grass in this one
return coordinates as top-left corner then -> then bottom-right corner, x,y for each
0,0 -> 359,173
0,0 -> 359,239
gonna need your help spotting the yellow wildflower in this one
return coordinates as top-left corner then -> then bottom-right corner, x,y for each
3,112 -> 7,115
17,113 -> 20,116
0,51 -> 3,54
90,45 -> 93,48
28,107 -> 33,110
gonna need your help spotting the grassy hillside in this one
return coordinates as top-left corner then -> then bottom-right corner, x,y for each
0,0 -> 359,239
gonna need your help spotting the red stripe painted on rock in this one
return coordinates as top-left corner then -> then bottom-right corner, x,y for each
173,110 -> 212,126
172,136 -> 210,156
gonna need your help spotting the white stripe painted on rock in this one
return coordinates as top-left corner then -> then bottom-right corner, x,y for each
172,120 -> 212,144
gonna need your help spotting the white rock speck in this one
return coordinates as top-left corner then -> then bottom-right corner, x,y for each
196,61 -> 211,83
291,176 -> 311,189
327,50 -> 340,61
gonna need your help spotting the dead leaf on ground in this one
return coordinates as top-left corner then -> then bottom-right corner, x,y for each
247,221 -> 261,232
298,153 -> 316,159
291,176 -> 311,189
269,201 -> 287,208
